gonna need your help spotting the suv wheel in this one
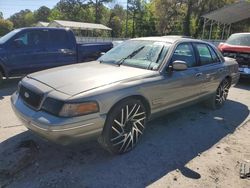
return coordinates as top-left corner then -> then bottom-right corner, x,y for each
99,99 -> 147,154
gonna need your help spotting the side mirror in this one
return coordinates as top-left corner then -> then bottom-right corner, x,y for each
172,60 -> 188,71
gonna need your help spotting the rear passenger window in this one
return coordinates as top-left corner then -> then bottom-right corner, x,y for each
49,30 -> 69,49
171,43 -> 196,68
195,43 -> 213,65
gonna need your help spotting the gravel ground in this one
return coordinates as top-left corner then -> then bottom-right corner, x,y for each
0,78 -> 249,188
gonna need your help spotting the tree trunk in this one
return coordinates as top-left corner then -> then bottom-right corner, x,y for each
183,1 -> 192,36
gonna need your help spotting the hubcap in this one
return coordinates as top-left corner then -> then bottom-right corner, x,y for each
215,80 -> 230,106
110,104 -> 146,153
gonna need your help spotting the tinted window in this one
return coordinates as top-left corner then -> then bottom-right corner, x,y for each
49,30 -> 69,49
171,43 -> 196,67
12,30 -> 48,48
195,43 -> 213,65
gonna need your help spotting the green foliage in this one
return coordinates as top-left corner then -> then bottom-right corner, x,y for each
34,6 -> 51,22
9,9 -> 35,28
0,19 -> 14,36
5,0 -> 250,38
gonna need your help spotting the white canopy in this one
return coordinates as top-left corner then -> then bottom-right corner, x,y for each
48,20 -> 112,31
202,0 -> 250,24
201,0 -> 250,40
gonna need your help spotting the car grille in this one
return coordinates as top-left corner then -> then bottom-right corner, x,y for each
19,85 -> 44,110
223,51 -> 250,67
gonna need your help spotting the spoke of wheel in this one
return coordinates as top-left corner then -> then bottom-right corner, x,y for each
119,132 -> 131,152
111,134 -> 124,142
114,119 -> 123,127
112,126 -> 122,135
124,133 -> 133,152
126,105 -> 129,122
128,104 -> 137,119
133,111 -> 145,117
133,123 -> 143,135
121,108 -> 124,125
113,133 -> 128,146
132,105 -> 141,118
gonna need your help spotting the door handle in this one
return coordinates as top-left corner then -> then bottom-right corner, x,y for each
195,73 -> 203,77
60,49 -> 75,55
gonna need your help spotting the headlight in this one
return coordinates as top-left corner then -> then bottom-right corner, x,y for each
59,101 -> 99,117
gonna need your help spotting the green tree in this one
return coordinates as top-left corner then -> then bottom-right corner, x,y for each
9,9 -> 35,28
0,19 -> 14,36
152,0 -> 184,35
54,0 -> 94,22
0,12 -> 3,19
88,0 -> 113,23
34,6 -> 51,22
108,4 -> 126,37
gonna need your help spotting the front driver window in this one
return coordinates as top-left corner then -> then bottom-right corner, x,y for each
13,31 -> 47,48
171,43 -> 196,68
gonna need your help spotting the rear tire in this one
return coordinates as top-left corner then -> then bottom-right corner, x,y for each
205,79 -> 231,110
99,98 -> 147,154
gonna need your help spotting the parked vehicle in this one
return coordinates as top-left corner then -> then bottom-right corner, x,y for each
11,37 -> 239,154
218,33 -> 250,78
0,27 -> 113,84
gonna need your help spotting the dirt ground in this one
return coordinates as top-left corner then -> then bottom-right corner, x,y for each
0,78 -> 249,188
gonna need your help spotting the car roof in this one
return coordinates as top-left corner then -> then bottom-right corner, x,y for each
131,36 -> 205,44
17,27 -> 71,31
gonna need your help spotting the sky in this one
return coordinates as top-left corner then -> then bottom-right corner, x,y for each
0,0 -> 128,19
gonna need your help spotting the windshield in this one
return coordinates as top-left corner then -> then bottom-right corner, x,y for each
98,40 -> 171,70
226,33 -> 250,46
0,29 -> 20,44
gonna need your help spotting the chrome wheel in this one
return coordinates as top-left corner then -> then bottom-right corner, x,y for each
215,79 -> 230,107
110,103 -> 146,153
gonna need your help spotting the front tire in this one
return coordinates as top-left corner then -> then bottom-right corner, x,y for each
99,99 -> 147,154
206,79 -> 231,109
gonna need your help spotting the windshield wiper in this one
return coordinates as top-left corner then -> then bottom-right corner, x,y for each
117,46 -> 145,66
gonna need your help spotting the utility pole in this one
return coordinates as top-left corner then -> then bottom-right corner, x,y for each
125,0 -> 128,38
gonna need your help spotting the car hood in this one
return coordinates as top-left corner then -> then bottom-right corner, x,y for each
28,61 -> 154,96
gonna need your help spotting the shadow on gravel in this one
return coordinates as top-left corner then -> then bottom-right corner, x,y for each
0,78 -> 20,100
0,100 -> 249,188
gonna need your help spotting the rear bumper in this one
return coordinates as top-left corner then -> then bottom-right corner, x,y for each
239,67 -> 250,78
11,92 -> 106,145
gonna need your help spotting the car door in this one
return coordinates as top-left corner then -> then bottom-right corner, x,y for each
150,42 -> 204,111
45,30 -> 77,68
6,30 -> 48,75
193,43 -> 224,96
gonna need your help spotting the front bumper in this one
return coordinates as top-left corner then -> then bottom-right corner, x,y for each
11,92 -> 106,145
